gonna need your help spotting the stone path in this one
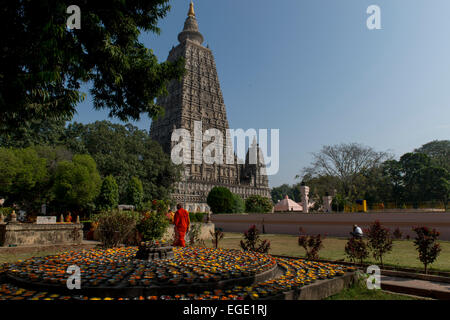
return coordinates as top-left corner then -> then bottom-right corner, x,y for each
381,275 -> 450,299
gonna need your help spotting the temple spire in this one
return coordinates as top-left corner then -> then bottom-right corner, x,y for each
188,1 -> 195,17
178,1 -> 204,45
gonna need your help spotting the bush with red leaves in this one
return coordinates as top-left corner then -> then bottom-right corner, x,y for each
412,226 -> 441,274
240,225 -> 270,253
298,228 -> 325,260
366,220 -> 393,268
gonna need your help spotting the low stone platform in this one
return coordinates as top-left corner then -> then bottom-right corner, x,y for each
0,240 -> 99,254
0,223 -> 83,247
135,242 -> 175,261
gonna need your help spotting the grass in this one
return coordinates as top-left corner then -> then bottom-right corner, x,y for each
325,279 -> 420,300
204,233 -> 450,272
0,250 -> 71,264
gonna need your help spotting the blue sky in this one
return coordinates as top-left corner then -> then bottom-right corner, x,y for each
73,0 -> 450,187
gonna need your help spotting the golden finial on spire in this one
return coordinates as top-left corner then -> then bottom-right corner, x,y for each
188,1 -> 195,17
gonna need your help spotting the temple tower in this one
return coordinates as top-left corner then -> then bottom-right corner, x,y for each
150,2 -> 271,212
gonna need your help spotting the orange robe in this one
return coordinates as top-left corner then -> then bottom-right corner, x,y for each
173,208 -> 190,247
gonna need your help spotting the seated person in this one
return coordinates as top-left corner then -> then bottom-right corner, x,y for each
350,224 -> 363,238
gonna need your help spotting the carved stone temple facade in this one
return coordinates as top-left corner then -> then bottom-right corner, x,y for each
150,2 -> 271,212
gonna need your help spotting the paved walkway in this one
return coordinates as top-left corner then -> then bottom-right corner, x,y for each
381,275 -> 450,299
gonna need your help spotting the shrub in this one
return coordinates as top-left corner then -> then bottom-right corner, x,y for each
366,220 -> 393,268
137,210 -> 169,242
240,225 -> 270,253
298,228 -> 325,260
195,212 -> 206,222
141,199 -> 170,214
189,212 -> 206,223
412,226 -> 442,274
96,175 -> 119,211
210,227 -> 224,249
188,223 -> 204,247
345,237 -> 369,265
393,227 -> 403,240
125,176 -> 144,209
231,194 -> 245,213
207,187 -> 234,214
94,209 -> 139,248
0,207 -> 12,218
245,195 -> 273,213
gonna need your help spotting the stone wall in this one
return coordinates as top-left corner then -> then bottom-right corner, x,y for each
90,222 -> 215,243
0,223 -> 83,247
211,212 -> 450,241
162,222 -> 214,242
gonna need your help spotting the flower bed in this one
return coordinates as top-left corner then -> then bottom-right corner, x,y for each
0,247 -> 355,300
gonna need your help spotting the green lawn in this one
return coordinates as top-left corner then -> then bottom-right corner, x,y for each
204,233 -> 450,272
325,280 -> 420,300
0,250 -> 71,264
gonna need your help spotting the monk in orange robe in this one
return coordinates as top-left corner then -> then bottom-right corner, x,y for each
173,204 -> 190,247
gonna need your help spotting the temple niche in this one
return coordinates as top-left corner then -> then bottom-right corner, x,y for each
150,2 -> 271,212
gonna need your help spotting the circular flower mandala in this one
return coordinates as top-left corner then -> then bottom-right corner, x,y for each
0,247 -> 355,300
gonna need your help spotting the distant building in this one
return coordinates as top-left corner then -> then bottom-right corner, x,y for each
274,196 -> 303,212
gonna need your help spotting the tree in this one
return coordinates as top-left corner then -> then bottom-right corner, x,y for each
1,1 -> 184,135
415,140 -> 450,172
0,147 -> 49,211
378,160 -> 404,203
206,187 -> 234,214
0,117 -> 69,148
412,226 -> 442,274
299,143 -> 390,201
96,175 -> 119,211
245,195 -> 273,213
399,153 -> 431,204
271,184 -> 301,204
366,221 -> 393,268
417,166 -> 449,207
125,176 -> 144,209
331,194 -> 349,212
52,154 -> 101,211
63,121 -> 181,201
